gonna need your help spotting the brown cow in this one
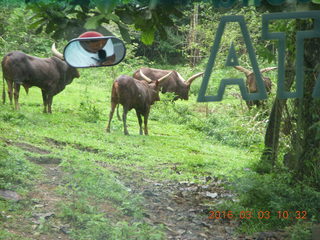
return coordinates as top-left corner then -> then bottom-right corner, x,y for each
1,44 -> 79,113
106,71 -> 172,135
133,67 -> 203,100
234,65 -> 277,108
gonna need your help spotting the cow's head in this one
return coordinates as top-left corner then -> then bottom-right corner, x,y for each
175,71 -> 204,100
51,43 -> 80,79
139,70 -> 172,103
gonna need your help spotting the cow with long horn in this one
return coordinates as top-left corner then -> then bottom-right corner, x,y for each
1,44 -> 79,113
106,71 -> 172,135
133,67 -> 203,100
233,65 -> 277,108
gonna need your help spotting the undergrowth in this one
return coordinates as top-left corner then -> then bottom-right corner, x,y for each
219,169 -> 320,238
58,157 -> 165,240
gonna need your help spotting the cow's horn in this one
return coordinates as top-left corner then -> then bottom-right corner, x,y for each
233,65 -> 252,76
139,69 -> 153,83
51,43 -> 64,60
158,71 -> 172,83
260,66 -> 278,74
186,72 -> 204,85
176,72 -> 186,82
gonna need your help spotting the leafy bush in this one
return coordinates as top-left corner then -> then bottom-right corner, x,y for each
78,88 -> 101,123
79,100 -> 101,123
0,6 -> 53,57
288,221 -> 313,240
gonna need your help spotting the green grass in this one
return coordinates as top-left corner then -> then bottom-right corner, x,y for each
3,65 -> 314,239
0,65 -> 262,239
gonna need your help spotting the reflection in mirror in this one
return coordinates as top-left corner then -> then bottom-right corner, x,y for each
63,37 -> 126,68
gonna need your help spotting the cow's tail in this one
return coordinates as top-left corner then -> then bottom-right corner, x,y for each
116,104 -> 121,121
115,81 -> 122,121
111,81 -> 122,121
2,73 -> 5,104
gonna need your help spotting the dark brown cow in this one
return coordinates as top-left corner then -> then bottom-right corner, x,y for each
234,65 -> 277,108
133,67 -> 203,100
1,44 -> 79,113
106,71 -> 172,135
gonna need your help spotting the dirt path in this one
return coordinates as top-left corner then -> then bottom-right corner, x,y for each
3,140 -> 288,240
98,162 -> 288,240
123,175 -> 239,239
26,162 -> 71,240
3,140 -> 70,240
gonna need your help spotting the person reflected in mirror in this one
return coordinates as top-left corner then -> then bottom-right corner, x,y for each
79,33 -> 116,66
64,31 -> 115,67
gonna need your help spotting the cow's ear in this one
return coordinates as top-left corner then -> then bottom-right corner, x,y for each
155,80 -> 159,87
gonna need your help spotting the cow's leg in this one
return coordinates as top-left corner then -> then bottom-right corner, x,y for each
47,95 -> 53,114
7,80 -> 13,105
106,102 -> 117,133
135,110 -> 143,135
13,83 -> 20,110
123,107 -> 129,135
41,90 -> 48,113
143,108 -> 150,135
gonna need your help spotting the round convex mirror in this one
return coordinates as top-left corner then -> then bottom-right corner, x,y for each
63,36 -> 126,68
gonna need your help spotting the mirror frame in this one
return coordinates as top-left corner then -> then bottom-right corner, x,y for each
63,36 -> 126,68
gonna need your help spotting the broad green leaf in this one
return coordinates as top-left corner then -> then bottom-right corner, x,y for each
115,7 -> 134,24
105,13 -> 120,22
29,19 -> 44,29
84,15 -> 105,29
95,0 -> 119,14
117,22 -> 131,42
141,28 -> 155,45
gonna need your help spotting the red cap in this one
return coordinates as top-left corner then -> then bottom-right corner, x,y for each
78,31 -> 103,38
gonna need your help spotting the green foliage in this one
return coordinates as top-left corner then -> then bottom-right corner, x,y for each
152,94 -> 265,148
0,111 -> 27,126
0,147 -> 38,190
59,199 -> 113,240
225,171 -> 320,233
288,221 -> 313,240
191,112 -> 264,148
58,157 -> 165,239
0,229 -> 32,240
0,6 -> 53,57
79,98 -> 101,123
25,0 -> 183,44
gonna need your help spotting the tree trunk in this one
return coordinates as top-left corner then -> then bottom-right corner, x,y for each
188,3 -> 199,67
260,99 -> 284,168
261,19 -> 320,186
260,52 -> 295,170
293,34 -> 320,185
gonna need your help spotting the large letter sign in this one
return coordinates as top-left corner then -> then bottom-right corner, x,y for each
197,15 -> 268,102
262,12 -> 320,99
197,11 -> 320,102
